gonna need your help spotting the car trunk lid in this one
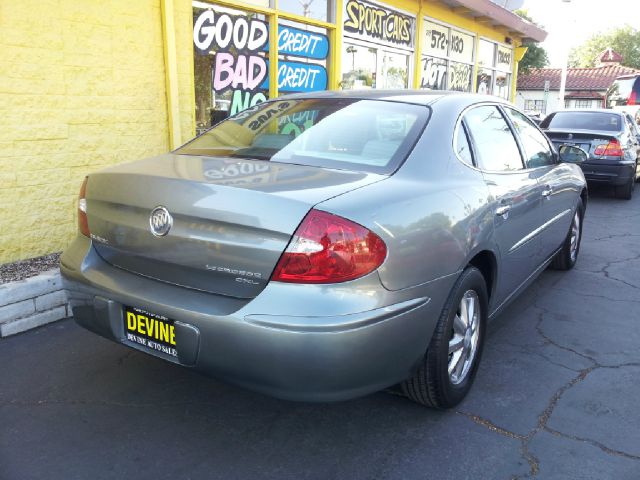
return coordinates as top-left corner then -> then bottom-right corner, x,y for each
544,129 -> 621,158
86,153 -> 385,299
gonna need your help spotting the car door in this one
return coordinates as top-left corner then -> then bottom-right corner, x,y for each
463,105 -> 544,306
502,107 -> 577,263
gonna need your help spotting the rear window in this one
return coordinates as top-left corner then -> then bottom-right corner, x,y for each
540,111 -> 623,132
176,99 -> 429,174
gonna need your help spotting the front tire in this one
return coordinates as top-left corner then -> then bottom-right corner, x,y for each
551,198 -> 583,270
401,267 -> 488,409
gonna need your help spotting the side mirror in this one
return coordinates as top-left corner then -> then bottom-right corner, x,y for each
558,145 -> 588,164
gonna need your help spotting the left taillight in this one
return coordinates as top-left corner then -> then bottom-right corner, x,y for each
78,176 -> 90,237
271,209 -> 387,284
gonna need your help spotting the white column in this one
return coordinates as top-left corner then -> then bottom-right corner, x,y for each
557,0 -> 573,110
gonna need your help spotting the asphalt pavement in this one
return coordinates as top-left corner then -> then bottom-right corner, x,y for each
1,186 -> 639,480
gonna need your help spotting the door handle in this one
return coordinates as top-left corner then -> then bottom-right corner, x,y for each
541,186 -> 553,198
496,205 -> 511,217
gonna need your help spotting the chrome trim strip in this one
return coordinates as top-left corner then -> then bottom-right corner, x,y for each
509,208 -> 571,253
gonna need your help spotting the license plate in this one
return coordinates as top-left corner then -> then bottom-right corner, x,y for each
123,306 -> 177,357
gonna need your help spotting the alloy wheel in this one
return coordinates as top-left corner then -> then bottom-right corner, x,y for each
448,290 -> 481,385
569,210 -> 581,263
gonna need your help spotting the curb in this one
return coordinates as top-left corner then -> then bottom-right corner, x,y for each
0,269 -> 70,337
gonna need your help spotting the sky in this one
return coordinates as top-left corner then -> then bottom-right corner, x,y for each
520,0 -> 640,67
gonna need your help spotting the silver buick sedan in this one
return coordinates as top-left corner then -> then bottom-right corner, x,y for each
61,91 -> 587,408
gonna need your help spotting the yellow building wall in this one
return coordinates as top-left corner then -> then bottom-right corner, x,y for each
0,0 -> 524,264
0,0 -> 195,263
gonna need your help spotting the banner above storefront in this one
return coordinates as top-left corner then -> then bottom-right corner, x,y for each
343,0 -> 415,49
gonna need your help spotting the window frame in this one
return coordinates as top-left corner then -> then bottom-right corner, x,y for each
476,37 -> 513,100
524,99 -> 545,112
454,120 -> 475,167
500,105 -> 558,170
458,103 -> 525,173
341,37 -> 414,90
421,17 -> 477,93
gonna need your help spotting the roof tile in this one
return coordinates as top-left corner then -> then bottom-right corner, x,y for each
517,65 -> 640,91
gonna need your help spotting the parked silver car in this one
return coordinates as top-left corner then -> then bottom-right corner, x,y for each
61,91 -> 588,408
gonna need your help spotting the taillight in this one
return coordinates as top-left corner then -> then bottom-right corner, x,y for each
594,140 -> 623,157
271,209 -> 387,284
78,176 -> 90,237
629,90 -> 637,106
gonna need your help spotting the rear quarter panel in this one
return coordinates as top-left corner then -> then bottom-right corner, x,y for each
316,99 -> 495,294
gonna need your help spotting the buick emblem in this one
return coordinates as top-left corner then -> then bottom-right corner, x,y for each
149,206 -> 173,237
567,133 -> 573,139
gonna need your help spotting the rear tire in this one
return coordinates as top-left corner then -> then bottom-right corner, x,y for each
401,267 -> 488,409
615,175 -> 634,199
551,198 -> 583,270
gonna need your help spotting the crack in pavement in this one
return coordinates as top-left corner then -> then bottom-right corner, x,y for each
494,341 -> 582,372
550,286 -> 640,304
544,425 -> 640,461
457,279 -> 640,478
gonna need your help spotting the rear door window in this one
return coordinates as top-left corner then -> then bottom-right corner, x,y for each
504,108 -> 555,168
463,105 -> 523,171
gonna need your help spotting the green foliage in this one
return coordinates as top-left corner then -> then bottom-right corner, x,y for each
518,44 -> 550,75
514,9 -> 550,74
568,25 -> 640,69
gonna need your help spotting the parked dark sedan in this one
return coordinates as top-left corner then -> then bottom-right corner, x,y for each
540,109 -> 640,199
61,91 -> 588,408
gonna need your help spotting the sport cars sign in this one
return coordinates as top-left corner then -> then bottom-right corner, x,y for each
343,0 -> 414,49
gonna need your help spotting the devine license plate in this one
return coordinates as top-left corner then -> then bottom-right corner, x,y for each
123,305 -> 177,357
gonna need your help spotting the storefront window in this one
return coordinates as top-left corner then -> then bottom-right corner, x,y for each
193,2 -> 333,133
420,20 -> 475,92
279,0 -> 330,22
341,0 -> 415,90
381,51 -> 409,89
193,4 -> 270,133
274,20 -> 329,94
476,39 -> 512,99
342,43 -> 377,89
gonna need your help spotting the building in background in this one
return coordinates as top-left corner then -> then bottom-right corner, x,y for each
516,48 -> 640,118
1,0 -> 545,264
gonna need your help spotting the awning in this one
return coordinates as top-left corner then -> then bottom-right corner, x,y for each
437,0 -> 548,43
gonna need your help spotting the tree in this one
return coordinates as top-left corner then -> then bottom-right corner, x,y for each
568,25 -> 640,69
514,9 -> 550,74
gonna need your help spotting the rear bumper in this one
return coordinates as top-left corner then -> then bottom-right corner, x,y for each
61,235 -> 450,402
580,161 -> 635,186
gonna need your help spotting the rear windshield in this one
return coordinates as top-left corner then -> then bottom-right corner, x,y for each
540,111 -> 623,132
176,99 -> 429,174
606,77 -> 639,107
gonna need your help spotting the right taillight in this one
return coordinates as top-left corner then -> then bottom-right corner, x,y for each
78,176 -> 90,237
594,139 -> 623,157
271,209 -> 387,284
628,90 -> 637,106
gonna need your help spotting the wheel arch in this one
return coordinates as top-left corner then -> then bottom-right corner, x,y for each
580,187 -> 588,212
467,250 -> 497,306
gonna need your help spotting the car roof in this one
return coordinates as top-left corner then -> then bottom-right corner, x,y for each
276,90 -> 511,107
551,108 -> 623,115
